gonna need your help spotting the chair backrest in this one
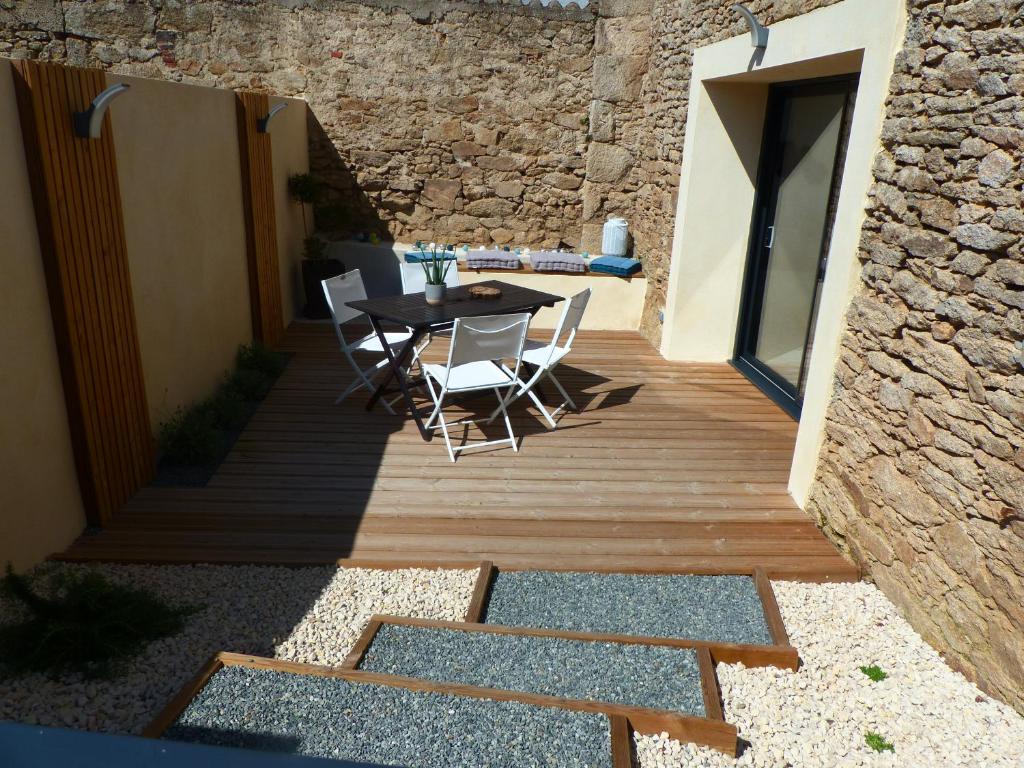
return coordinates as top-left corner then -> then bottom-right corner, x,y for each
446,313 -> 531,383
322,269 -> 368,326
322,270 -> 370,350
549,287 -> 591,354
399,260 -> 461,295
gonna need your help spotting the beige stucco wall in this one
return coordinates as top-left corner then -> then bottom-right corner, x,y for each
0,58 -> 87,569
270,97 -> 310,323
110,73 -> 252,426
459,269 -> 647,331
110,75 -> 307,426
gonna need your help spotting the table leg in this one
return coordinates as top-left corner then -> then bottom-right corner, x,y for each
366,319 -> 432,440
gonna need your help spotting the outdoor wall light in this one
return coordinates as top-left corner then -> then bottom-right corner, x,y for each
257,102 -> 288,133
72,82 -> 130,139
731,3 -> 769,50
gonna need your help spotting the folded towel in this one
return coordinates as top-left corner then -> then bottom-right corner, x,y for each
405,250 -> 456,263
531,250 -> 586,273
589,255 -> 642,276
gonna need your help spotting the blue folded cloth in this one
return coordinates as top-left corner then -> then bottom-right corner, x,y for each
406,250 -> 457,263
589,255 -> 642,276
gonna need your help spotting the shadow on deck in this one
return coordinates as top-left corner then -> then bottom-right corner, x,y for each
58,324 -> 858,581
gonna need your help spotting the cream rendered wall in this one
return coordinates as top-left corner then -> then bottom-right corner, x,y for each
659,0 -> 906,506
0,59 -> 87,569
270,97 -> 310,323
459,270 -> 646,331
110,73 -> 251,426
111,77 -> 307,426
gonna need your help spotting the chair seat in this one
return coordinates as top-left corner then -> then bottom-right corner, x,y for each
522,342 -> 569,367
350,330 -> 412,354
424,360 -> 514,391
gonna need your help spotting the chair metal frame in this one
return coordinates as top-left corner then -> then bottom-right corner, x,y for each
488,287 -> 591,429
322,269 -> 411,415
422,313 -> 532,461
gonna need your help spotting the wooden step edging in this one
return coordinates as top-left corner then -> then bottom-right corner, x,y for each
341,614 -> 738,755
461,564 -> 798,669
143,651 -> 640,767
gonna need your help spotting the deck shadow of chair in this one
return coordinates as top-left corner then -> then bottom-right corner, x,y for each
321,269 -> 412,415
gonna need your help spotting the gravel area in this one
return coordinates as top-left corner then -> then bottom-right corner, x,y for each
359,623 -> 706,715
166,665 -> 612,768
635,580 -> 1024,768
0,563 -> 475,734
484,571 -> 772,645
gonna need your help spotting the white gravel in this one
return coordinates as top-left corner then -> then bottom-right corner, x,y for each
3,566 -> 1022,768
635,580 -> 1024,768
0,563 -> 475,735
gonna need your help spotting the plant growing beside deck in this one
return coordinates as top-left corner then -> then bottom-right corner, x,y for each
157,342 -> 287,483
0,565 -> 197,679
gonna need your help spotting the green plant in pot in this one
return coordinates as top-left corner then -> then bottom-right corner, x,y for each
289,173 -> 344,320
417,241 -> 455,306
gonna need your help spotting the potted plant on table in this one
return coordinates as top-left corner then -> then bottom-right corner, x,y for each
288,173 -> 345,319
418,242 -> 455,306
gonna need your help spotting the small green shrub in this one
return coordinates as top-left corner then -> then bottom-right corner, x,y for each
158,404 -> 223,466
228,368 -> 272,401
287,173 -> 323,206
860,664 -> 888,682
207,384 -> 250,431
865,731 -> 895,753
303,235 -> 327,261
236,342 -> 287,379
0,565 -> 198,679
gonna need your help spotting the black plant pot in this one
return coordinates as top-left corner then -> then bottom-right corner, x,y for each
302,258 -> 345,319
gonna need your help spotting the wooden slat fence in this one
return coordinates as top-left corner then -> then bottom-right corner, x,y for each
12,60 -> 153,526
235,91 -> 284,347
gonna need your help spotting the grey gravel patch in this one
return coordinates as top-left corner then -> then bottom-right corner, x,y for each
360,623 -> 706,716
166,666 -> 612,768
484,572 -> 772,646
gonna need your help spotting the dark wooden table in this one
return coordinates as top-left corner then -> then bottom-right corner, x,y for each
346,280 -> 563,440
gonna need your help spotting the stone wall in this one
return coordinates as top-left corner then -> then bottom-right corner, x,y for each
0,0 -> 653,253
804,0 -> 1024,711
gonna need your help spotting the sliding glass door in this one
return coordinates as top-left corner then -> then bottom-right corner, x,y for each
734,75 -> 858,418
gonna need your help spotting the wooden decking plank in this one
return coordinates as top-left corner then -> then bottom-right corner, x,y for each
55,326 -> 857,581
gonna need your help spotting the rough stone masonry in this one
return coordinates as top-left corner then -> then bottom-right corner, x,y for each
1,0 -> 1022,713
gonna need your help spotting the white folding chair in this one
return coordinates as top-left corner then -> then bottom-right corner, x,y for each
422,313 -> 531,462
488,288 -> 591,429
322,269 -> 413,415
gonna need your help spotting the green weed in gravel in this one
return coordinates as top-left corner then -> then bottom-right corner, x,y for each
860,664 -> 888,682
0,565 -> 198,679
865,731 -> 895,753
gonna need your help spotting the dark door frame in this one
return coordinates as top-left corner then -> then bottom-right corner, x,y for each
732,73 -> 860,420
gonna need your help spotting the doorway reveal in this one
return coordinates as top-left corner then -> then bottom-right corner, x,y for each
733,75 -> 858,419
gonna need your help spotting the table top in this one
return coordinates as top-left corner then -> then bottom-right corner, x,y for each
347,280 -> 563,329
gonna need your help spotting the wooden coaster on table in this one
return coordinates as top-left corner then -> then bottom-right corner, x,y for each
468,285 -> 502,299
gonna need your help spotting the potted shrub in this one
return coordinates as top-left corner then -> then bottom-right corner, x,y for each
417,242 -> 455,305
289,173 -> 345,319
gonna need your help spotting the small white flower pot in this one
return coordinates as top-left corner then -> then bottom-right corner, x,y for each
424,283 -> 446,305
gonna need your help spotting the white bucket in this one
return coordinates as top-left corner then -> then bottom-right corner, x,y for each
601,218 -> 629,257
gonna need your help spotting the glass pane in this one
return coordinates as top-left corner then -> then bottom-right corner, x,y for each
755,91 -> 846,389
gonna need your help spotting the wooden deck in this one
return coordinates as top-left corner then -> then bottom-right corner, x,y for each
58,324 -> 857,580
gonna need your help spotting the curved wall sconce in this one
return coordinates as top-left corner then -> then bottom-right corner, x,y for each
257,102 -> 288,133
73,82 -> 130,139
731,3 -> 769,50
